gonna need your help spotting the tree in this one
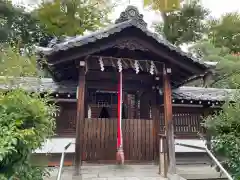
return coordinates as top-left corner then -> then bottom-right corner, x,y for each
0,45 -> 57,180
144,0 -> 181,12
203,96 -> 240,179
0,0 -> 51,48
0,44 -> 38,77
147,0 -> 209,46
187,41 -> 240,88
188,41 -> 230,60
1,0 -> 113,49
208,12 -> 240,53
35,0 -> 113,37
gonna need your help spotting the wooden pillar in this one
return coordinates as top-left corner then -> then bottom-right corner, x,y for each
75,61 -> 86,175
163,66 -> 176,174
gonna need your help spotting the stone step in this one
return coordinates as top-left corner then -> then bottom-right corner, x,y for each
45,164 -> 229,180
44,165 -> 167,180
176,165 -> 227,180
176,152 -> 212,165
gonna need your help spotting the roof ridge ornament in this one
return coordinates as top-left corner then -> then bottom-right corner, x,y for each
115,5 -> 147,29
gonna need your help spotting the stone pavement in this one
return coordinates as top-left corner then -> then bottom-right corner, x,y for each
45,164 -> 167,180
176,164 -> 226,179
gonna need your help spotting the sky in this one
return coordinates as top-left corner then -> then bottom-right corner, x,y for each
12,0 -> 240,52
13,0 -> 240,27
111,0 -> 240,29
12,0 -> 240,51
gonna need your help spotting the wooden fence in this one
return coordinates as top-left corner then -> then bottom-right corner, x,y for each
82,118 -> 154,162
159,112 -> 204,137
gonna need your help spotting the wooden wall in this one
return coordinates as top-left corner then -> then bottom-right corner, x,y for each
55,102 -> 206,138
55,101 -> 208,161
55,102 -> 77,137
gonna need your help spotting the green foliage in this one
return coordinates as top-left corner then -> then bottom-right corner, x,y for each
36,0 -> 112,37
0,89 -> 56,179
154,0 -> 209,45
0,0 -> 51,49
0,46 -> 57,179
0,44 -> 52,79
11,166 -> 51,180
188,41 -> 240,88
208,12 -> 240,53
1,0 -> 113,48
144,0 -> 181,12
0,44 -> 38,77
204,97 -> 240,178
189,41 -> 230,59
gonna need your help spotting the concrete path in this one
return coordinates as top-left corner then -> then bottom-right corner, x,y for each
45,164 -> 167,180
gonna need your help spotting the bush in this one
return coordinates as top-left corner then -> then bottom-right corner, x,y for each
0,89 -> 57,179
204,96 -> 240,179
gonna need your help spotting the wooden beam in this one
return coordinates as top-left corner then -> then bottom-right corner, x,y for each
87,55 -> 164,74
75,61 -> 86,175
87,81 -> 153,91
55,98 -> 77,102
163,66 -> 176,174
86,71 -> 155,82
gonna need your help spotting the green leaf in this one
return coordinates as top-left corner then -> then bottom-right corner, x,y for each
154,0 -> 209,45
15,119 -> 23,126
143,0 -> 152,6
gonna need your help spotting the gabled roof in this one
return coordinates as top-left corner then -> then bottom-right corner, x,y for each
36,6 -> 207,70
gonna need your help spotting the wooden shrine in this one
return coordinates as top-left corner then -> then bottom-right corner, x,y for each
36,6 -> 210,174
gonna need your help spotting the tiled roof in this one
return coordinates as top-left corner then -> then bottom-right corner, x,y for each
0,77 -> 235,102
172,86 -> 235,102
0,77 -> 77,94
36,6 -> 207,69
